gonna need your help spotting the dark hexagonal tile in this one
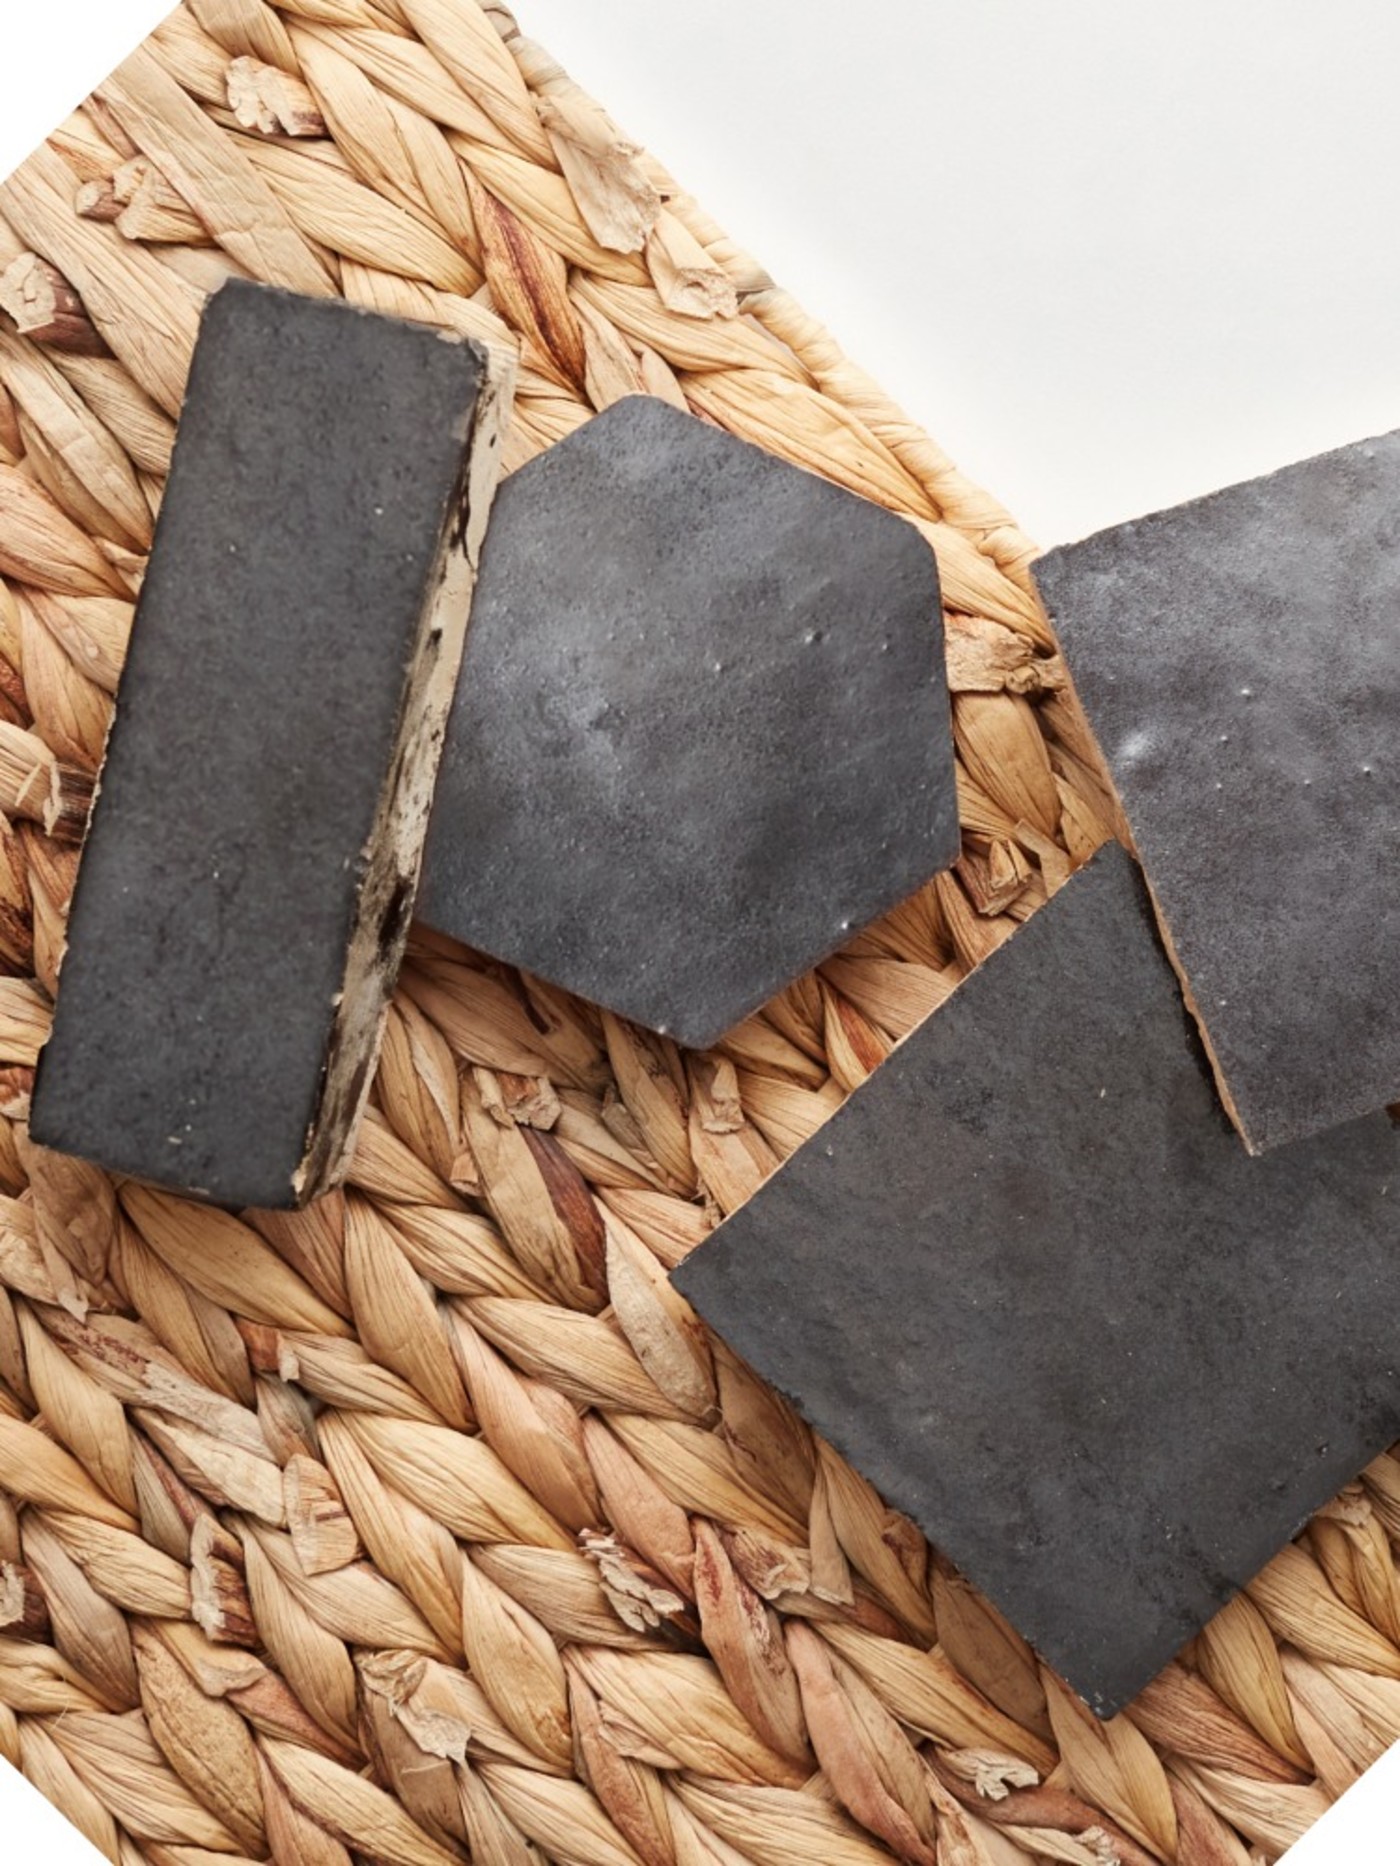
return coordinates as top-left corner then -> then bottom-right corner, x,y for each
419,395 -> 958,1048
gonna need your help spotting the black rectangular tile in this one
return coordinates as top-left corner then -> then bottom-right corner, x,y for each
30,279 -> 509,1208
674,844 -> 1400,1716
1032,435 -> 1400,1150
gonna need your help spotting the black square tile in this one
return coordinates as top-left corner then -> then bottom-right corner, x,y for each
1033,435 -> 1400,1150
674,843 -> 1400,1715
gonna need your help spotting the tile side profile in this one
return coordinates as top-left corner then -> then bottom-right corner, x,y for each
30,280 -> 511,1209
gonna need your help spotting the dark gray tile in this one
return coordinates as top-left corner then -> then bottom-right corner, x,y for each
673,843 -> 1400,1717
30,279 -> 508,1209
1032,436 -> 1400,1151
418,396 -> 957,1050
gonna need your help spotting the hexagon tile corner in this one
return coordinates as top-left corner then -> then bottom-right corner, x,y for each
418,394 -> 959,1049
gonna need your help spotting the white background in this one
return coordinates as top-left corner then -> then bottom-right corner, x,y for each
2,1 -> 1398,1858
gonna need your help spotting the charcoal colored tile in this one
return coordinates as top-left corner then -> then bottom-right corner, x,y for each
673,843 -> 1400,1717
30,279 -> 510,1209
1032,435 -> 1400,1152
417,395 -> 957,1050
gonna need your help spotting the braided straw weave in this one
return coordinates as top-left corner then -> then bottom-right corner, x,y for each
0,3 -> 1391,1860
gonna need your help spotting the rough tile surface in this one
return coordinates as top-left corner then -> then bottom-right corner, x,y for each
1033,434 -> 1400,1151
31,279 -> 507,1209
418,395 -> 957,1050
673,843 -> 1400,1717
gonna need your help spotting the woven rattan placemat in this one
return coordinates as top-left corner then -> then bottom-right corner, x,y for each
0,4 -> 1391,1860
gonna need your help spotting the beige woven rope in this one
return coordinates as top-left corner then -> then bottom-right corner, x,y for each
0,4 -> 1391,1861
